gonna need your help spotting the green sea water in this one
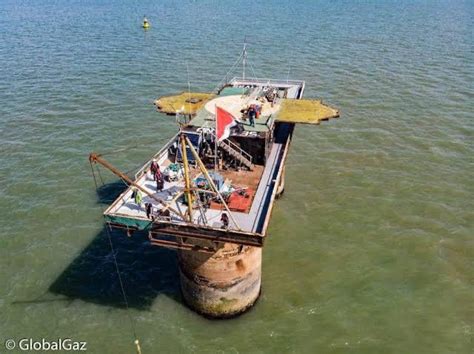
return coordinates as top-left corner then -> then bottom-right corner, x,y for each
1,0 -> 472,353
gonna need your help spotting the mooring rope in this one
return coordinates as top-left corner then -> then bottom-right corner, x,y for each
90,160 -> 143,354
90,161 -> 100,190
96,165 -> 105,186
105,224 -> 143,354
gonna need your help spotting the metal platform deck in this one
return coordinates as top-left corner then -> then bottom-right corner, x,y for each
102,78 -> 305,247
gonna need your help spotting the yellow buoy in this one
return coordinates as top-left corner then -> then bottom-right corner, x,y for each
142,16 -> 150,29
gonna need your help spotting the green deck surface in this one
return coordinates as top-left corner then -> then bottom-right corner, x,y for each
219,87 -> 249,97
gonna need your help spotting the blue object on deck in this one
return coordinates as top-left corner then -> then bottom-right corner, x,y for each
177,132 -> 201,163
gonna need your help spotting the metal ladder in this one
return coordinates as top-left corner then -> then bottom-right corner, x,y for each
218,139 -> 253,170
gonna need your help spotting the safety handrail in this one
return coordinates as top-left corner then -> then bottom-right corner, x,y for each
134,133 -> 179,180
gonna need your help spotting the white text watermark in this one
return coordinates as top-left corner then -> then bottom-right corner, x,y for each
4,338 -> 87,351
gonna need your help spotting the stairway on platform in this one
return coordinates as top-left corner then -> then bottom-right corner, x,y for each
218,140 -> 253,170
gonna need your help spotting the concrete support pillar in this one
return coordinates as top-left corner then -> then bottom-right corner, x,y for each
178,242 -> 262,318
276,166 -> 286,198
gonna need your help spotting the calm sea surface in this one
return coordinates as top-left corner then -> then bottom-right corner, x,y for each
1,0 -> 472,353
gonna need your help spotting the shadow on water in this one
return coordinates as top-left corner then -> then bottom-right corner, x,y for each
95,180 -> 128,205
48,180 -> 182,310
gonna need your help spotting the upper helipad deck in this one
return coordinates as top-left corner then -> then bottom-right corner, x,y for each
188,77 -> 306,134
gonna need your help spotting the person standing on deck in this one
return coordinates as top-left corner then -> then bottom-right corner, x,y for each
248,105 -> 256,127
154,164 -> 163,181
156,172 -> 164,192
132,188 -> 142,208
150,159 -> 159,180
145,202 -> 153,219
221,212 -> 229,229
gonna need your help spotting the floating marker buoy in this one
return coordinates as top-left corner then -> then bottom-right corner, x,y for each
142,16 -> 150,29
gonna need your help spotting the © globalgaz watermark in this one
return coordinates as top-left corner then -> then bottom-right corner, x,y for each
4,338 -> 87,351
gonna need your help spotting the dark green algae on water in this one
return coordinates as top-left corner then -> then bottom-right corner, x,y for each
0,0 -> 472,353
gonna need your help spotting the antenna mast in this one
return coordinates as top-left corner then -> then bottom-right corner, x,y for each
242,41 -> 247,79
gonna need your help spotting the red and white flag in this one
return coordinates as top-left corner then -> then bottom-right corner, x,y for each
215,106 -> 237,142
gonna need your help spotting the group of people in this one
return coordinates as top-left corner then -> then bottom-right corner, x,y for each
129,158 -> 232,228
200,131 -> 216,156
131,188 -> 150,216
130,159 -> 164,215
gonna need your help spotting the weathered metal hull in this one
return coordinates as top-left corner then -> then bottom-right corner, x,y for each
178,243 -> 262,318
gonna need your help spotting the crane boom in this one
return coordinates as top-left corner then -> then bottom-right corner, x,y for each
89,153 -> 186,220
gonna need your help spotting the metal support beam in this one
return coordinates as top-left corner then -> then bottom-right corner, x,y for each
149,223 -> 263,247
180,134 -> 194,222
148,236 -> 216,253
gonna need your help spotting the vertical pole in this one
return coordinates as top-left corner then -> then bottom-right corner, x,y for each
180,134 -> 193,222
186,62 -> 191,117
242,42 -> 247,80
